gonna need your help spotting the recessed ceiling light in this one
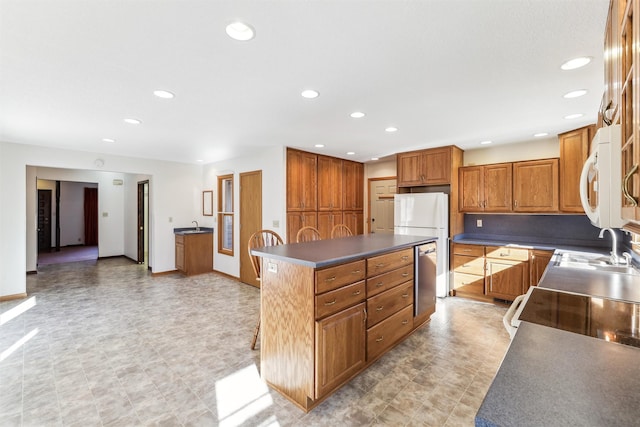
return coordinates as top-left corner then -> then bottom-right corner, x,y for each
315,144 -> 325,148
350,111 -> 365,118
346,151 -> 355,155
534,132 -> 549,137
102,138 -> 115,143
371,157 -> 379,161
563,89 -> 588,99
301,89 -> 319,99
225,22 -> 255,41
564,113 -> 584,119
560,57 -> 592,70
385,127 -> 398,133
196,159 -> 204,163
153,90 -> 175,99
124,118 -> 141,125
480,140 -> 492,145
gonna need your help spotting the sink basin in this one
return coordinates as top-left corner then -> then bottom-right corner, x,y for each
554,252 -> 640,276
182,230 -> 203,234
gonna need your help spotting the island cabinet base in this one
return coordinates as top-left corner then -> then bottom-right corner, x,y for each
259,240 -> 437,412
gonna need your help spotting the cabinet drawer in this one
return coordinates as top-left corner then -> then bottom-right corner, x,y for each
451,254 -> 485,276
316,260 -> 366,294
315,281 -> 366,319
366,281 -> 413,328
452,272 -> 485,295
367,248 -> 413,277
367,305 -> 413,361
175,234 -> 185,244
366,264 -> 413,297
485,246 -> 529,261
452,243 -> 483,257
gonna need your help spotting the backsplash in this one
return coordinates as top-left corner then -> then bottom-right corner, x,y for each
460,214 -> 611,248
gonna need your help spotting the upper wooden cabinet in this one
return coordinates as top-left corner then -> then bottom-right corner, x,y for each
513,158 -> 559,213
318,155 -> 343,211
559,125 -> 594,213
343,161 -> 364,210
397,147 -> 452,187
287,149 -> 317,212
459,163 -> 512,212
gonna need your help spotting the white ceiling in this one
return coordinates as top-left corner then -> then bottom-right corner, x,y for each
0,0 -> 610,165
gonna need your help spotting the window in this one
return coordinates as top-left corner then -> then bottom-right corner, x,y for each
218,174 -> 234,255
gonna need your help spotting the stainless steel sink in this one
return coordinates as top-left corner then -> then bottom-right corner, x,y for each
554,252 -> 640,276
182,230 -> 203,234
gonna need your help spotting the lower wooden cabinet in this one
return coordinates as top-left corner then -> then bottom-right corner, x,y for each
529,249 -> 554,290
315,303 -> 366,398
175,233 -> 213,275
366,305 -> 414,360
287,211 -> 317,243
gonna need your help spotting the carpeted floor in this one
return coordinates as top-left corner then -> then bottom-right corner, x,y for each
37,245 -> 98,266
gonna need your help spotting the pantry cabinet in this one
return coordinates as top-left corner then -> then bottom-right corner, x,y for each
287,149 -> 317,212
343,161 -> 364,210
287,212 -> 317,243
559,125 -> 594,213
317,211 -> 343,240
512,159 -> 559,212
318,155 -> 343,211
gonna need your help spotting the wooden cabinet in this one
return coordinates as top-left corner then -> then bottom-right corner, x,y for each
317,211 -> 343,240
343,161 -> 364,210
287,149 -> 317,212
529,249 -> 554,290
317,155 -> 343,211
513,159 -> 559,212
397,147 -> 452,187
459,163 -> 512,212
451,243 -> 485,299
485,246 -> 530,301
174,233 -> 213,276
287,212 -> 317,244
343,211 -> 364,235
559,125 -> 594,213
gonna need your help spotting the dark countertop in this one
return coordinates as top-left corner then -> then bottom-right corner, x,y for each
173,227 -> 213,235
452,235 -> 606,254
250,233 -> 438,268
476,254 -> 640,427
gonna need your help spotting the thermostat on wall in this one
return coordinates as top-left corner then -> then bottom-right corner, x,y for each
112,179 -> 123,185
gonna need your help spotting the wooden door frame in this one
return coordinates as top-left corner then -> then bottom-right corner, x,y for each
37,189 -> 52,252
367,176 -> 396,234
239,170 -> 262,287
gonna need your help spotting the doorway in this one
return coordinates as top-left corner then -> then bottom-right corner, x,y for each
37,189 -> 52,252
137,180 -> 150,267
369,177 -> 397,234
239,170 -> 262,287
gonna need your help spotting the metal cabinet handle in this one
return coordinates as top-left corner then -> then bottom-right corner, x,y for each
324,299 -> 336,306
402,293 -> 409,298
376,282 -> 384,287
401,256 -> 409,261
376,263 -> 385,268
352,290 -> 361,296
623,164 -> 638,207
351,270 -> 362,274
402,320 -> 409,325
376,306 -> 384,311
325,276 -> 336,282
376,336 -> 384,342
401,273 -> 409,277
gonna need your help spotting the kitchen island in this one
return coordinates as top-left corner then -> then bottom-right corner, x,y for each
251,233 -> 438,411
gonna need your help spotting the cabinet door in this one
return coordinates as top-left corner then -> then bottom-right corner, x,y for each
315,303 -> 366,398
343,211 -> 363,235
559,126 -> 592,213
318,156 -> 343,211
287,212 -> 317,243
485,258 -> 528,301
318,212 -> 343,240
529,250 -> 553,290
423,147 -> 451,185
175,241 -> 185,272
287,150 -> 317,211
397,151 -> 425,187
343,161 -> 364,210
484,163 -> 513,212
513,159 -> 559,212
459,166 -> 483,212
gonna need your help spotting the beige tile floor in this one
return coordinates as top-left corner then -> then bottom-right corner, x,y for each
0,257 -> 510,426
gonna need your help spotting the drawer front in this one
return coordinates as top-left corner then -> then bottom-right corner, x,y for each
316,260 -> 366,294
366,264 -> 414,297
485,246 -> 529,261
452,272 -> 485,295
315,281 -> 366,319
366,281 -> 413,328
175,234 -> 185,244
452,243 -> 483,257
451,254 -> 485,276
367,248 -> 413,277
367,305 -> 413,361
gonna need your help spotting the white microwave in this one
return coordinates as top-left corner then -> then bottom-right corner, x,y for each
579,124 -> 624,228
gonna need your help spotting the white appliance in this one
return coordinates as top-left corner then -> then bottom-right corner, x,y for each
394,193 -> 449,298
579,124 -> 624,228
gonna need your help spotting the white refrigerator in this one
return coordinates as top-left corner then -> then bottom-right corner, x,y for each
394,193 -> 449,298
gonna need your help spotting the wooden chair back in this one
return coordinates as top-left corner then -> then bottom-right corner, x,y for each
296,226 -> 321,243
331,224 -> 353,239
247,229 -> 284,280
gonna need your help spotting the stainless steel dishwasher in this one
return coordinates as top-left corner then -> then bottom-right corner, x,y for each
415,242 -> 437,317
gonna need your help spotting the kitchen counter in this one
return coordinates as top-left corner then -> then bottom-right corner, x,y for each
453,235 -> 606,254
173,227 -> 213,235
251,233 -> 438,268
476,253 -> 640,426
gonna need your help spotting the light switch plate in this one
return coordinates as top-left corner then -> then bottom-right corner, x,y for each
273,220 -> 279,228
477,219 -> 483,227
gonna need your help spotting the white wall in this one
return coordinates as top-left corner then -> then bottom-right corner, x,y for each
463,136 -> 559,165
1,140 -> 202,298
203,146 -> 286,278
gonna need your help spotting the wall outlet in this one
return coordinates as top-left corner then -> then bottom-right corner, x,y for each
168,217 -> 173,223
273,220 -> 279,228
477,219 -> 483,228
102,212 -> 108,217
268,262 -> 278,273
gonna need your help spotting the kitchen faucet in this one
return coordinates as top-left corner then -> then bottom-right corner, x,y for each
192,220 -> 199,231
599,228 -> 619,265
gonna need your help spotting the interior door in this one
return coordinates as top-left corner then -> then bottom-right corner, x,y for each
137,180 -> 149,265
240,170 -> 262,287
368,178 -> 396,234
37,189 -> 52,252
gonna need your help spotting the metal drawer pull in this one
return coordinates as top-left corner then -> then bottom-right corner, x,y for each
376,306 -> 384,311
351,270 -> 362,274
376,336 -> 384,342
402,293 -> 409,298
401,256 -> 409,261
376,282 -> 384,287
402,273 -> 409,277
325,276 -> 336,282
375,263 -> 385,268
352,290 -> 361,296
324,299 -> 337,306
463,249 -> 471,252
402,320 -> 409,325
499,253 -> 509,257
623,164 -> 638,207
